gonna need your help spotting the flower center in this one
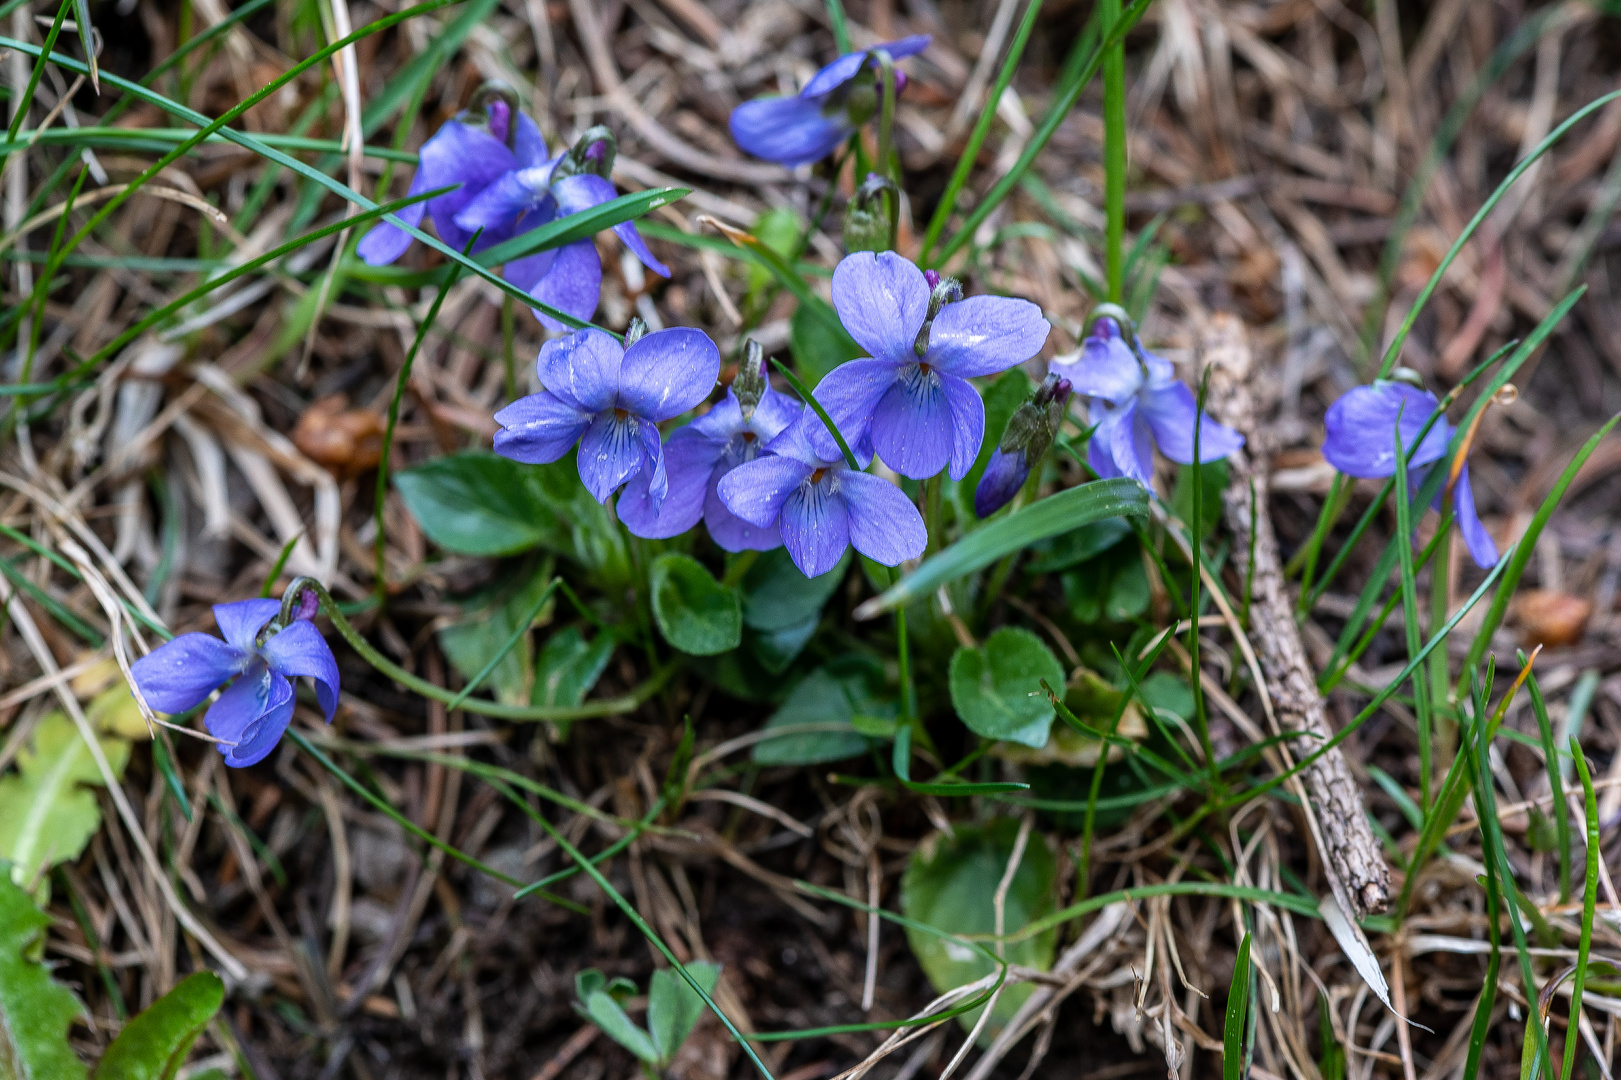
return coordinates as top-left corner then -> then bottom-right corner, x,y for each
742,431 -> 756,442
919,362 -> 931,374
614,408 -> 629,421
809,468 -> 826,484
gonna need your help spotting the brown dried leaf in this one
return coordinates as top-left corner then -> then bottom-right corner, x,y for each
292,395 -> 385,477
1515,589 -> 1593,648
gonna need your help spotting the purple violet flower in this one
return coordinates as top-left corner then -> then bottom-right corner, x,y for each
717,411 -> 926,578
810,251 -> 1051,481
619,349 -> 803,549
730,36 -> 930,166
130,599 -> 339,768
1321,381 -> 1498,569
1053,316 -> 1244,486
493,325 -> 720,508
358,87 -> 668,332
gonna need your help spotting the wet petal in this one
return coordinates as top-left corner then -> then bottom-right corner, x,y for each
1088,400 -> 1153,486
751,387 -> 804,441
805,358 -> 899,464
974,448 -> 1029,518
130,633 -> 246,714
454,167 -> 552,232
502,239 -> 557,293
617,327 -> 720,422
689,393 -> 745,441
840,471 -> 926,566
831,251 -> 930,364
536,328 -> 622,413
1052,333 -> 1141,405
260,619 -> 340,722
493,391 -> 593,464
218,671 -> 295,768
1448,464 -> 1498,569
213,598 -> 281,654
730,96 -> 851,166
939,372 -> 986,481
577,411 -> 650,504
780,480 -> 851,578
869,368 -> 952,480
924,295 -> 1049,377
637,417 -> 668,508
1322,383 -> 1451,479
1139,382 -> 1245,464
717,454 -> 814,529
526,238 -> 602,332
703,471 -> 782,552
618,428 -> 718,539
416,119 -> 519,251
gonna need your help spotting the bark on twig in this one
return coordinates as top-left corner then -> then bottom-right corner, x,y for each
1199,312 -> 1392,917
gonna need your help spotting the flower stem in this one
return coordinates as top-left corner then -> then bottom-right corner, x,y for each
875,49 -> 897,183
891,566 -> 915,729
1100,0 -> 1127,302
923,475 -> 944,556
501,292 -> 517,402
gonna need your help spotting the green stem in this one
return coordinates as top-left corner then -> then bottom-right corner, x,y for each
501,292 -> 518,403
875,49 -> 897,185
280,576 -> 671,721
1100,0 -> 1126,301
924,475 -> 944,556
769,358 -> 859,469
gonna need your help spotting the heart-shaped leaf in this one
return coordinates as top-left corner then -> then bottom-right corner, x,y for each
650,554 -> 741,656
949,627 -> 1064,748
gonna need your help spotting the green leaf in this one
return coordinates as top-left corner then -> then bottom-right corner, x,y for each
790,301 -> 865,389
650,554 -> 741,656
0,714 -> 130,888
438,570 -> 553,708
1223,932 -> 1252,1080
647,961 -> 721,1066
959,369 -> 1033,522
0,876 -> 87,1080
533,627 -> 614,710
949,628 -> 1065,748
91,971 -> 224,1080
752,664 -> 887,766
1060,540 -> 1149,623
859,478 -> 1149,617
1171,458 -> 1229,540
742,548 -> 849,631
1026,518 -> 1132,574
748,617 -> 820,675
1138,672 -> 1196,722
901,819 -> 1057,1039
584,990 -> 659,1065
394,452 -> 558,557
745,208 -> 803,300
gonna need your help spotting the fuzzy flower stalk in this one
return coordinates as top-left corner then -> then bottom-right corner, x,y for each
493,321 -> 720,510
729,36 -> 929,166
1321,377 -> 1498,569
130,598 -> 339,767
974,373 -> 1072,517
1053,313 -> 1243,486
358,83 -> 667,329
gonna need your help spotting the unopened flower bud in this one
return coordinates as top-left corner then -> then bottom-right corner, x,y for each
735,340 -> 767,420
555,125 -> 618,183
1389,366 -> 1427,389
974,372 -> 1071,517
463,80 -> 521,148
843,172 -> 897,254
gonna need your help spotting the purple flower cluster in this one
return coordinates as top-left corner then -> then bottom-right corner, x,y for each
131,599 -> 338,768
358,86 -> 667,331
1052,316 -> 1244,486
1321,380 -> 1497,568
731,36 -> 930,167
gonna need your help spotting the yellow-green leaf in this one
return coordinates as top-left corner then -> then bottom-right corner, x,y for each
0,714 -> 130,888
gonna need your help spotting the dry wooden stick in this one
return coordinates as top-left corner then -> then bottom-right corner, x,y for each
1199,312 -> 1392,918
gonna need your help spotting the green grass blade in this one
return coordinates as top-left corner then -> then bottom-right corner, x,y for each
1460,413 -> 1620,684
1223,932 -> 1253,1080
1391,417 -> 1434,809
445,579 -> 561,711
929,0 -> 1153,267
3,0 -> 71,143
918,0 -> 1044,262
856,478 -> 1148,617
1374,90 -> 1619,380
1524,666 -> 1572,903
1560,742 -> 1599,1080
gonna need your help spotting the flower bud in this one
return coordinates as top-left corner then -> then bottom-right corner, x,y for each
842,171 -> 897,254
624,316 -> 650,348
463,80 -> 521,148
974,373 -> 1072,517
554,125 -> 619,184
734,339 -> 767,420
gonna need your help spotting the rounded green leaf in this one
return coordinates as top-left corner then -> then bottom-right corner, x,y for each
0,877 -> 88,1080
949,627 -> 1064,748
650,554 -> 741,656
394,451 -> 557,556
901,820 -> 1057,1039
